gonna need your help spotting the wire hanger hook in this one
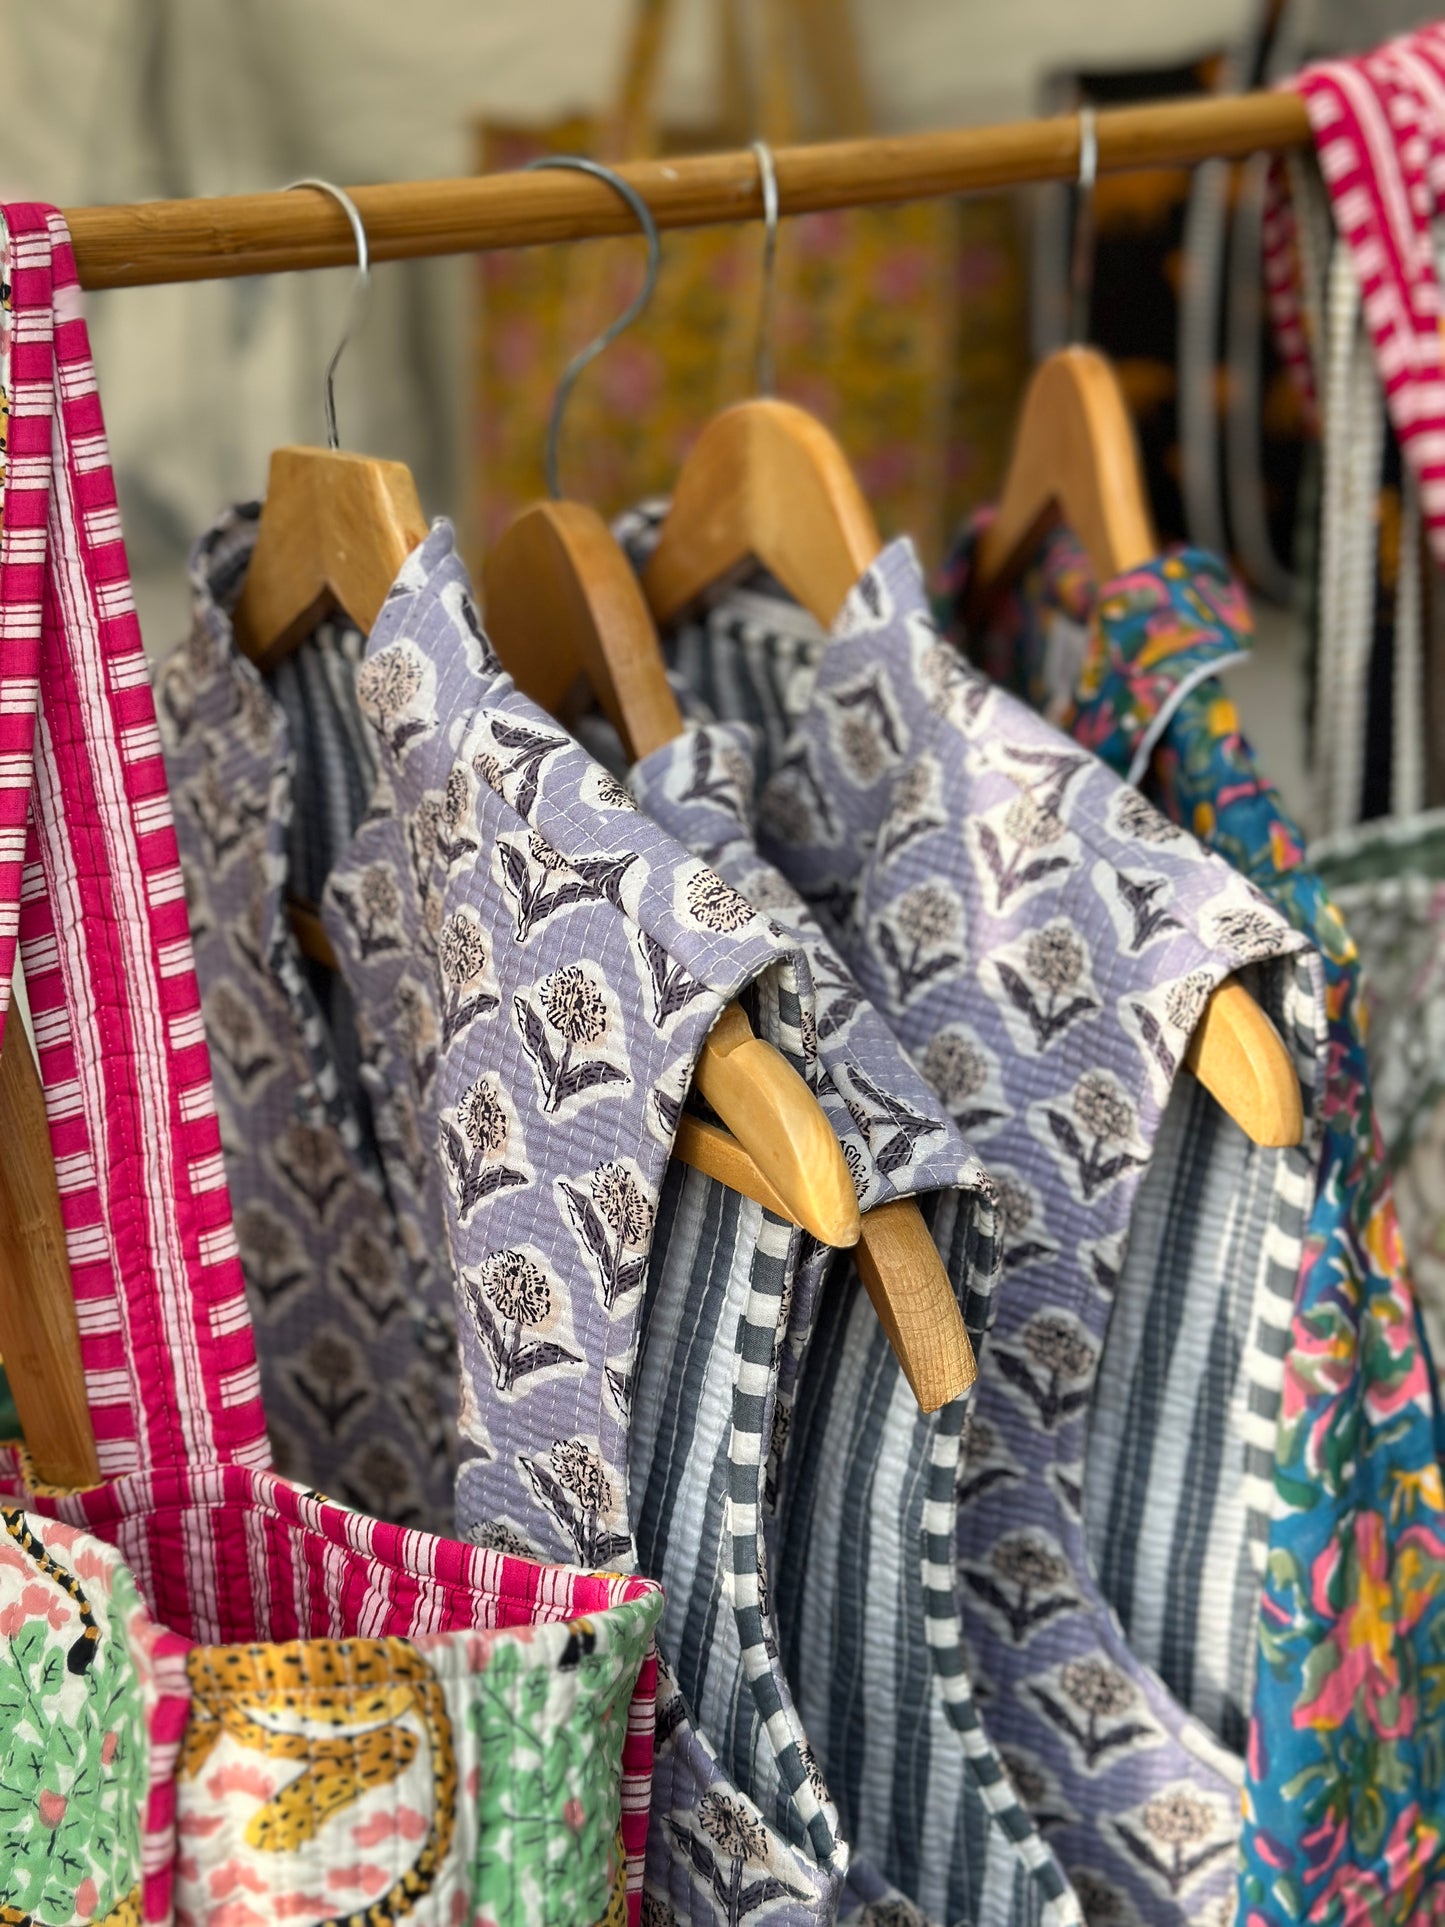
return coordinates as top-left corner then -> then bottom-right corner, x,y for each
751,139 -> 780,396
285,178 -> 371,451
1068,105 -> 1098,344
522,155 -> 662,500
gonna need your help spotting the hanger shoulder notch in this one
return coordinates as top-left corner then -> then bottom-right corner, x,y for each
233,445 -> 428,671
483,500 -> 684,760
975,346 -> 1156,589
676,1112 -> 976,1410
1186,977 -> 1303,1147
673,1114 -> 794,1218
692,1002 -> 861,1249
855,1198 -> 977,1411
642,398 -> 880,631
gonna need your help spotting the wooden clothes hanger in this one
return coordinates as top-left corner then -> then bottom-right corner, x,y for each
485,151 -> 972,1409
972,344 -> 1303,1150
642,396 -> 881,632
226,180 -> 431,1015
487,504 -> 976,1407
641,111 -> 880,634
232,181 -> 429,671
971,345 -> 1156,604
233,446 -> 428,671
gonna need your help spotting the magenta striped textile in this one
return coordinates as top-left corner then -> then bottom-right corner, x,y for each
0,204 -> 660,1922
0,202 -> 269,1492
56,1463 -> 660,1648
129,1625 -> 193,1921
1263,26 -> 1445,566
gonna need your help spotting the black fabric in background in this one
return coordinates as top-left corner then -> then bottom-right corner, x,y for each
1040,54 -> 1307,594
1362,432 -> 1405,823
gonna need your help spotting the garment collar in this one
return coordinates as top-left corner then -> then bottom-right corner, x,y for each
752,533 -> 953,862
630,711 -> 994,1216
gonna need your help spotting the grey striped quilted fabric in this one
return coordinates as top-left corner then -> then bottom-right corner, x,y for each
631,727 -> 1081,1927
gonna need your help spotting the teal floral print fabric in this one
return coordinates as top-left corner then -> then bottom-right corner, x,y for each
941,524 -> 1445,1925
1313,811 -> 1445,1375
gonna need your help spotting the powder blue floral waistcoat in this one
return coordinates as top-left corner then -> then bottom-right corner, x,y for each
940,526 -> 1445,1926
322,521 -> 845,1573
620,517 -> 1330,1925
633,720 -> 1083,1927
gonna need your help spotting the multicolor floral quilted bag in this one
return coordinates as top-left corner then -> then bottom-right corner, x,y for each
0,202 -> 662,1926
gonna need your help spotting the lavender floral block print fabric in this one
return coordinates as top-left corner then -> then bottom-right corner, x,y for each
156,509 -> 461,1530
333,526 -> 821,1564
632,724 -> 1082,1927
160,507 -> 815,1568
631,534 -> 1328,1924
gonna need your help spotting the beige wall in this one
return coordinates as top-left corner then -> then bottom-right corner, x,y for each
0,0 -> 1262,199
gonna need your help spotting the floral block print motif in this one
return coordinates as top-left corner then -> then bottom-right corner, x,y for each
640,531 -> 1324,1923
646,1668 -> 839,1927
631,724 -> 1080,1926
0,1511 -> 156,1925
944,524 -> 1445,1923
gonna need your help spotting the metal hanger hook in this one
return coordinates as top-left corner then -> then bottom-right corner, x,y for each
523,155 -> 662,500
286,177 -> 371,452
1077,102 -> 1098,196
1068,105 -> 1098,344
752,139 -> 780,397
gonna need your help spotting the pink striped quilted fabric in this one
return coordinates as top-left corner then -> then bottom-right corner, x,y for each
1264,25 -> 1445,565
0,204 -> 661,1924
0,204 -> 270,1493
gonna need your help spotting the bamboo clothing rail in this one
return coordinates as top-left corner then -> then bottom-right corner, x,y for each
64,89 -> 1311,290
